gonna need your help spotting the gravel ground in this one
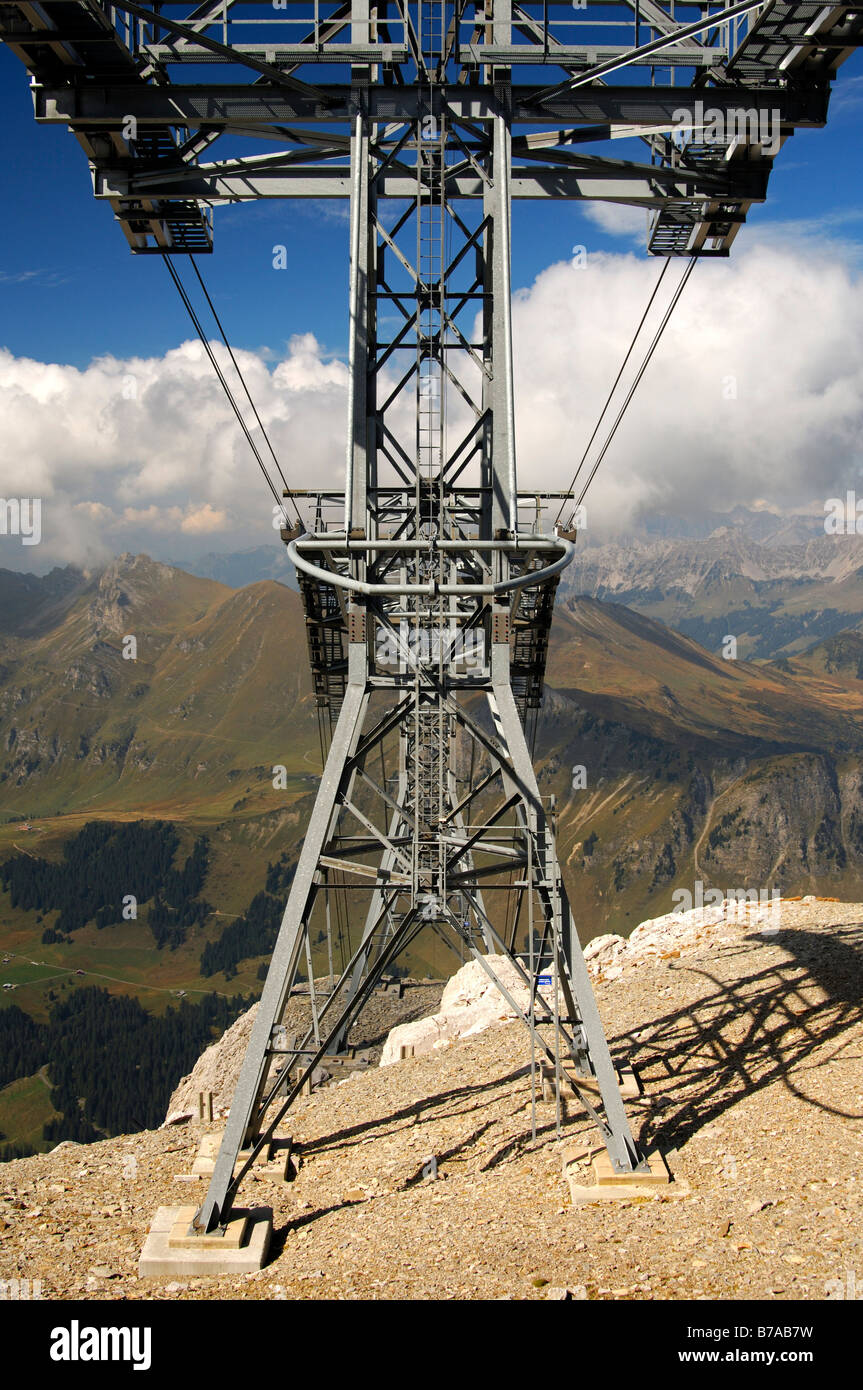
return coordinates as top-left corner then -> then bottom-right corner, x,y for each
1,899 -> 861,1302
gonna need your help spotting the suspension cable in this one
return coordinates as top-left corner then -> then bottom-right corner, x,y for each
555,256 -> 695,528
567,257 -> 696,523
555,255 -> 669,525
161,254 -> 301,524
188,256 -> 295,507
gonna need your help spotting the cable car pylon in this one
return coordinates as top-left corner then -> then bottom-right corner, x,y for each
4,0 -> 858,1276
183,85 -> 655,1268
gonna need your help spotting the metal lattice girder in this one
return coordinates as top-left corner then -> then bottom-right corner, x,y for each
728,1 -> 863,80
1,0 -> 856,255
191,81 -> 653,1232
194,654 -> 647,1233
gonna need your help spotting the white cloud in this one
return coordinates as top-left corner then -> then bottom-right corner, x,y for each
582,202 -> 648,243
180,503 -> 229,534
0,269 -> 67,287
1,234 -> 863,567
510,238 -> 863,529
0,334 -> 349,568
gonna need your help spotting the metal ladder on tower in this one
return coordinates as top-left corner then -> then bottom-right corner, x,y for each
412,0 -> 448,915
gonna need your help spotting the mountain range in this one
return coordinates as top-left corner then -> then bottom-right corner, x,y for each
2,547 -> 863,950
2,543 -> 863,1153
562,527 -> 863,659
169,506 -> 863,663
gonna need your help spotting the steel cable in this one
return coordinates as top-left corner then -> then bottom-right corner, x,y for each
555,256 -> 695,528
161,254 -> 301,524
568,257 -> 696,523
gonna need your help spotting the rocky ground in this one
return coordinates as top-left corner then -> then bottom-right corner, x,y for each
1,897 -> 861,1301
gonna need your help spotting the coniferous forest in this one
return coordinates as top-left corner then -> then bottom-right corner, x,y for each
0,823 -> 301,1158
43,986 -> 250,1139
0,987 -> 250,1154
0,1005 -> 48,1089
0,820 -> 211,948
200,853 -> 296,978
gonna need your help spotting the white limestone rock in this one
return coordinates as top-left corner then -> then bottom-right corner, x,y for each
380,955 -> 551,1066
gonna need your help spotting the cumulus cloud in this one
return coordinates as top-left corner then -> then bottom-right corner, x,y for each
0,332 -> 349,568
511,238 -> 863,529
582,202 -> 647,243
1,234 -> 862,568
180,503 -> 229,534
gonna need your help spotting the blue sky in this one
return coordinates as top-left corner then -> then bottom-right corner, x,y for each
2,43 -> 862,370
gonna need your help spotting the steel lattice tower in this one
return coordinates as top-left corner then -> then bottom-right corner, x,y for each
2,0 -> 858,1237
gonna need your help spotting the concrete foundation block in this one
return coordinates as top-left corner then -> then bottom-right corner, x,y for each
564,1063 -> 641,1101
138,1205 -> 272,1277
593,1148 -> 670,1187
564,1148 -> 677,1204
189,1133 -> 292,1181
616,1065 -> 642,1100
190,1132 -> 221,1176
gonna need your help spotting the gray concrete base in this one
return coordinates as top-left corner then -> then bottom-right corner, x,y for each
564,1147 -> 681,1204
138,1204 -> 272,1277
190,1132 -> 293,1181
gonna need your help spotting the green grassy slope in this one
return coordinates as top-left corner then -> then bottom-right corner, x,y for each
3,559 -> 863,1020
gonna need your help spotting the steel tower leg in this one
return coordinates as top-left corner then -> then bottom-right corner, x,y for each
330,769 -> 408,1053
488,677 -> 642,1172
196,669 -> 369,1232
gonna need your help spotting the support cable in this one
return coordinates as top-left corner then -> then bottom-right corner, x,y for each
188,256 -> 298,513
161,254 -> 302,524
570,258 -> 696,521
554,255 -> 671,527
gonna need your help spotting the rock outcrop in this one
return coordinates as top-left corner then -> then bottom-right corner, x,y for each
582,893 -> 785,982
165,1003 -> 261,1123
380,895 -> 804,1062
380,955 -> 554,1066
163,980 -> 447,1123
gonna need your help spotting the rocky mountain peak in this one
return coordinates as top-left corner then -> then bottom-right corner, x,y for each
87,554 -> 190,636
